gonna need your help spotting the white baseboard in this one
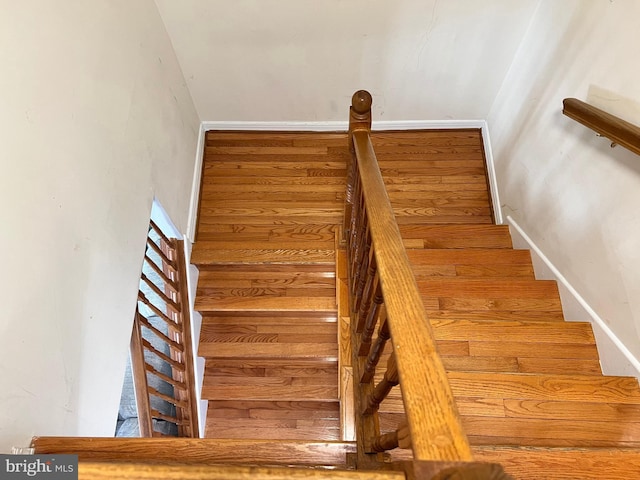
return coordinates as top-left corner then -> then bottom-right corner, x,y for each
186,123 -> 206,242
506,215 -> 640,379
182,237 -> 208,436
480,122 -> 503,225
199,119 -> 486,132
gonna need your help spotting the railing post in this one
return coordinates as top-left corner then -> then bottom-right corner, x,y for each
406,461 -> 514,480
343,90 -> 373,244
345,89 -> 478,466
349,90 -> 373,138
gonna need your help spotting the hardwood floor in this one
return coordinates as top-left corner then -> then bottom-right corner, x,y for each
364,133 -> 640,472
190,129 -> 640,478
193,132 -> 347,441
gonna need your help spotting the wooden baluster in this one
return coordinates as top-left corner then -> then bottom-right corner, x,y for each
351,121 -> 473,461
361,316 -> 390,384
347,174 -> 362,287
136,314 -> 184,353
410,461 -> 514,480
370,422 -> 411,454
350,204 -> 368,303
363,352 -> 399,415
138,292 -> 180,331
143,253 -> 179,292
371,430 -> 398,453
146,236 -> 177,272
354,242 -> 376,331
354,227 -> 373,314
343,127 -> 359,243
129,311 -> 153,437
358,279 -> 383,356
140,273 -> 181,315
141,338 -> 186,371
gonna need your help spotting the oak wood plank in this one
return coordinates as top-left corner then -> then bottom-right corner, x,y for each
472,445 -> 640,480
199,342 -> 338,359
202,384 -> 339,402
31,437 -> 356,466
431,319 -> 595,344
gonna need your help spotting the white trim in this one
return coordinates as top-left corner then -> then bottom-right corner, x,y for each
181,236 -> 208,437
480,121 -> 503,224
506,215 -> 640,379
201,120 -> 347,132
186,123 -> 206,242
199,119 -> 486,133
373,119 -> 485,130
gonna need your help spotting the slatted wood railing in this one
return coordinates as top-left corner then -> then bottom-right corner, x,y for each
129,220 -> 199,437
343,91 -> 509,479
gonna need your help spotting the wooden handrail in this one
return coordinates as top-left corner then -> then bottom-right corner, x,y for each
345,91 -> 472,462
78,462 -> 408,480
562,98 -> 640,156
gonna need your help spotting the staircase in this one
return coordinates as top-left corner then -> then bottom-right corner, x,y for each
192,131 -> 347,442
361,130 -> 640,477
32,128 -> 640,479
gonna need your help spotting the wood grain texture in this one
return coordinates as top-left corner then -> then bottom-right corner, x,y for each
32,437 -> 355,466
563,98 -> 640,157
473,445 -> 640,480
186,128 -> 640,477
77,462 -> 405,480
194,132 -> 346,441
351,130 -> 473,461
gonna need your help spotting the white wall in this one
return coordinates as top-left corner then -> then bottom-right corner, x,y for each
488,0 -> 640,372
0,0 -> 200,451
155,0 -> 539,121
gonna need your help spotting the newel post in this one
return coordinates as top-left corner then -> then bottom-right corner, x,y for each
343,90 -> 373,243
404,461 -> 514,480
349,90 -> 373,139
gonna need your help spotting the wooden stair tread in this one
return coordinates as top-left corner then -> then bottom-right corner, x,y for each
190,129 -> 637,471
431,319 -> 595,344
201,313 -> 337,325
195,296 -> 336,313
195,223 -> 338,244
446,372 -> 640,403
207,400 -> 340,415
31,437 -> 356,467
381,396 -> 640,421
202,384 -> 338,402
201,323 -> 337,338
205,422 -> 342,441
417,278 -> 560,298
425,310 -> 565,322
399,224 -> 513,249
205,360 -> 338,378
192,248 -> 335,265
408,249 -> 535,278
199,342 -> 338,360
472,446 -> 640,480
440,356 -> 602,376
407,248 -> 532,265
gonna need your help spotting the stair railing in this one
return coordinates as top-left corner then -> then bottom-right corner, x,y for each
562,98 -> 640,156
343,91 -> 509,479
129,220 -> 199,437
